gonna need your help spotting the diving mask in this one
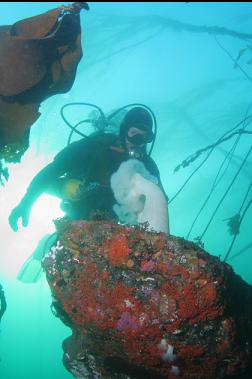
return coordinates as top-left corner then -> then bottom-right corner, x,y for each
126,127 -> 154,145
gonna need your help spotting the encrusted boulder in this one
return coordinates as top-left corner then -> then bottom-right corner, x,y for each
43,219 -> 252,379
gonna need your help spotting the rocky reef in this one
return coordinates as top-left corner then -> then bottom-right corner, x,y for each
43,218 -> 252,379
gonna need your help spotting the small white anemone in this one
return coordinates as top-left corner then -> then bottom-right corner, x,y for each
170,365 -> 180,376
158,339 -> 177,362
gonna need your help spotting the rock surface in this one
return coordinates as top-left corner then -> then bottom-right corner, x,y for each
43,219 -> 252,379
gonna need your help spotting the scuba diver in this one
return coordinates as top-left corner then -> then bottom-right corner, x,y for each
9,106 -> 167,230
8,106 -> 168,282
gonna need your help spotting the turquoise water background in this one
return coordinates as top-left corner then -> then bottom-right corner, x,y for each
0,2 -> 252,378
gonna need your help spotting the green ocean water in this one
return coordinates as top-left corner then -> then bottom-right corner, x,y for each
0,2 -> 252,378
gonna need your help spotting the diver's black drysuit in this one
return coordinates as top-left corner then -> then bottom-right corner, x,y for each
14,132 -> 165,222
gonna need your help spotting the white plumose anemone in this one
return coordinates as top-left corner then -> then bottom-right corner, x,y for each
111,159 -> 169,234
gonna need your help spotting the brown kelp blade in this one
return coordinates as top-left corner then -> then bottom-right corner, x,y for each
0,3 -> 88,181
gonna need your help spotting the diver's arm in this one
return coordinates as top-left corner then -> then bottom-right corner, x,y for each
8,162 -> 64,232
8,137 -> 94,231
